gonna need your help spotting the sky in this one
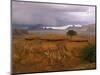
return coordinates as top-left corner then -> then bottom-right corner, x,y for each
12,1 -> 95,26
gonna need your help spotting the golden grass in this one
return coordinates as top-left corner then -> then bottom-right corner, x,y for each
12,33 -> 96,73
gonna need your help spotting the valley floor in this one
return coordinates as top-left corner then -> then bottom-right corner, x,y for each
12,33 -> 96,74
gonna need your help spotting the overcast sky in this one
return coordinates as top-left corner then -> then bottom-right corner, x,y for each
12,1 -> 95,26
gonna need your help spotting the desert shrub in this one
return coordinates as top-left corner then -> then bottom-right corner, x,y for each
80,44 -> 96,63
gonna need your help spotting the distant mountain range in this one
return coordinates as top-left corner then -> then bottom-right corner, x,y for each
12,24 -> 95,35
12,24 -> 46,30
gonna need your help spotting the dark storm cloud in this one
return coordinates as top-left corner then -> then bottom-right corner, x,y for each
12,1 -> 95,26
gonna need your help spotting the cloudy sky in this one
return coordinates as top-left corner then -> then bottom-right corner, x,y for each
12,1 -> 95,26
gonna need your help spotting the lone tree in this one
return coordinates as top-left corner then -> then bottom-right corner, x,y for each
67,30 -> 77,39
